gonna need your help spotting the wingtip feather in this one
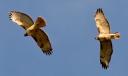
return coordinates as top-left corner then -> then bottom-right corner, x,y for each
96,8 -> 104,15
8,11 -> 13,20
42,48 -> 53,55
8,11 -> 17,20
100,60 -> 109,69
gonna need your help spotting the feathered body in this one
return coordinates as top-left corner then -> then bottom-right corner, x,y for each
94,8 -> 120,69
9,11 -> 53,55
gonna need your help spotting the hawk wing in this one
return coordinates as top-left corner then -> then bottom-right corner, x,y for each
100,40 -> 113,69
9,11 -> 34,29
32,29 -> 53,55
95,8 -> 110,34
9,11 -> 53,55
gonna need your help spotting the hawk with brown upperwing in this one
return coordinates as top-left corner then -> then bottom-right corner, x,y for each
9,11 -> 53,55
94,8 -> 120,69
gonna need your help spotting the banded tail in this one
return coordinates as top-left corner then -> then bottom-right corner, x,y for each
112,32 -> 120,39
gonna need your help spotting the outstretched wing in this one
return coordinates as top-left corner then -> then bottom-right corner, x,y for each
9,11 -> 53,55
100,40 -> 113,69
94,8 -> 110,34
9,11 -> 34,30
32,29 -> 53,55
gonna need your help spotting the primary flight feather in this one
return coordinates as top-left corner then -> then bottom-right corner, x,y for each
9,11 -> 53,55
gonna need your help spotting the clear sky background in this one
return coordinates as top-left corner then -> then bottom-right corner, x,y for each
0,0 -> 127,76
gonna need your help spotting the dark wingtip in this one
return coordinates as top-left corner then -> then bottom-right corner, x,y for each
43,48 -> 53,55
8,11 -> 17,20
100,60 -> 109,69
8,11 -> 13,20
8,11 -> 18,18
96,8 -> 104,15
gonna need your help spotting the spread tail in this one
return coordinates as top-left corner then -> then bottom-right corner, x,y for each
110,32 -> 120,39
34,16 -> 46,28
114,32 -> 120,39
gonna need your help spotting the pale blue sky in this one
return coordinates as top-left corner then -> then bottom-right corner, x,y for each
0,0 -> 128,76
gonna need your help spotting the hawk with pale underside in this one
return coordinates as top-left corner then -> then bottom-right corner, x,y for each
9,11 -> 53,55
94,8 -> 120,69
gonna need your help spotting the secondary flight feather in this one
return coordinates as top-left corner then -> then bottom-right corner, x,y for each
9,11 -> 53,55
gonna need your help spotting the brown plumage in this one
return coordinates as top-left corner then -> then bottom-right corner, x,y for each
9,11 -> 53,55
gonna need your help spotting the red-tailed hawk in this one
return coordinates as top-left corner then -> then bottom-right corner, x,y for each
94,8 -> 120,69
9,11 -> 53,55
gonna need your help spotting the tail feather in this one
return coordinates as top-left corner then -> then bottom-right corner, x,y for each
110,32 -> 120,39
34,16 -> 46,28
114,32 -> 120,39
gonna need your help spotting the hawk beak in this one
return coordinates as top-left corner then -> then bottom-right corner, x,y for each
24,33 -> 28,37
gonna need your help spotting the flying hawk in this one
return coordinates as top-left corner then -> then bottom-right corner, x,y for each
94,8 -> 120,69
9,11 -> 53,55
